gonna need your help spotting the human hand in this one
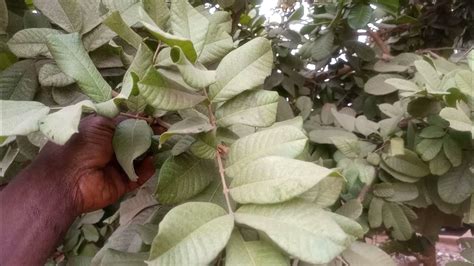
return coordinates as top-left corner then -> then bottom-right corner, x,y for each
37,115 -> 155,214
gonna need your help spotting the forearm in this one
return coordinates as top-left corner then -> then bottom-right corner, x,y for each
0,154 -> 79,266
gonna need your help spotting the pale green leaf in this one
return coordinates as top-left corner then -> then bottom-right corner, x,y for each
298,173 -> 345,207
113,119 -> 153,181
0,101 -> 50,136
39,100 -> 95,145
225,126 -> 307,178
171,135 -> 195,156
143,0 -> 169,30
443,135 -> 462,167
336,199 -> 363,219
230,156 -> 332,204
440,107 -> 472,133
155,154 -> 217,204
385,183 -> 418,202
368,197 -> 384,228
209,37 -> 273,102
141,20 -> 197,63
147,202 -> 234,265
198,11 -> 233,65
414,60 -> 441,90
7,28 -> 63,58
429,151 -> 451,176
169,0 -> 209,55
102,249 -> 148,266
95,99 -> 120,118
347,4 -> 372,29
373,183 -> 395,198
342,242 -> 396,266
47,33 -> 112,102
419,126 -> 446,138
364,74 -> 402,95
216,90 -> 278,128
309,127 -> 357,144
311,31 -> 334,61
380,160 -> 421,183
416,138 -> 443,161
119,43 -> 154,99
169,46 -> 216,88
38,63 -> 75,87
234,200 -> 358,264
369,0 -> 399,14
354,159 -> 376,184
82,24 -> 117,51
159,117 -> 213,145
52,85 -> 89,106
382,202 -> 413,241
355,115 -> 379,136
0,60 -> 38,101
33,0 -> 82,33
384,78 -> 420,92
296,96 -> 312,120
382,149 -> 429,178
104,11 -> 142,49
437,158 -> 473,204
226,230 -> 289,266
190,132 -> 217,159
138,67 -> 206,111
331,138 -> 360,158
82,224 -> 99,242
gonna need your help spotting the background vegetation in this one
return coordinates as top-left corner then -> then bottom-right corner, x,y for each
0,0 -> 473,265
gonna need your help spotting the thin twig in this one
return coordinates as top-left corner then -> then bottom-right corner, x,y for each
216,149 -> 234,215
119,112 -> 154,124
154,117 -> 171,129
368,29 -> 391,59
152,41 -> 162,65
203,89 -> 217,127
357,185 -> 371,202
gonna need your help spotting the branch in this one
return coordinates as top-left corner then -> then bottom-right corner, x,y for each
119,112 -> 154,124
368,29 -> 391,60
216,148 -> 234,215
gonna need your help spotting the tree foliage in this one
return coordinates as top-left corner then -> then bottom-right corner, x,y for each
0,0 -> 473,265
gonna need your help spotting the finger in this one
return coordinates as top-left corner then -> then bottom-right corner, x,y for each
126,156 -> 156,191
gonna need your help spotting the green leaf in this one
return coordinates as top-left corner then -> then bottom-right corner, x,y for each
298,173 -> 345,207
225,125 -> 307,178
47,33 -> 112,102
288,5 -> 304,22
198,11 -> 233,64
439,107 -> 472,133
82,24 -> 117,51
429,151 -> 451,176
419,126 -> 446,138
169,0 -> 209,55
143,0 -> 169,30
0,0 -> 7,35
382,149 -> 430,178
138,67 -> 206,111
234,200 -> 359,264
33,0 -> 82,33
309,127 -> 357,144
355,115 -> 379,136
344,41 -> 375,62
382,202 -> 413,241
7,28 -> 63,58
159,117 -> 213,145
364,74 -> 402,95
347,4 -> 372,29
438,158 -> 474,204
0,60 -> 38,101
103,11 -> 142,49
171,135 -> 195,156
336,199 -> 363,219
82,224 -> 99,242
414,60 -> 441,91
296,96 -> 312,120
102,250 -> 148,266
38,63 -> 75,87
385,183 -> 419,202
141,20 -> 197,63
373,183 -> 395,198
0,100 -> 50,136
331,138 -> 360,158
342,241 -> 396,266
119,43 -> 153,99
155,154 -> 217,204
147,202 -> 234,265
209,37 -> 273,102
226,230 -> 289,266
169,46 -> 216,88
113,119 -> 153,181
368,197 -> 384,228
416,138 -> 443,161
310,31 -> 334,61
230,156 -> 332,204
443,135 -> 462,167
369,0 -> 399,14
190,132 -> 217,159
39,100 -> 95,145
215,90 -> 278,128
384,78 -> 420,93
380,160 -> 421,183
